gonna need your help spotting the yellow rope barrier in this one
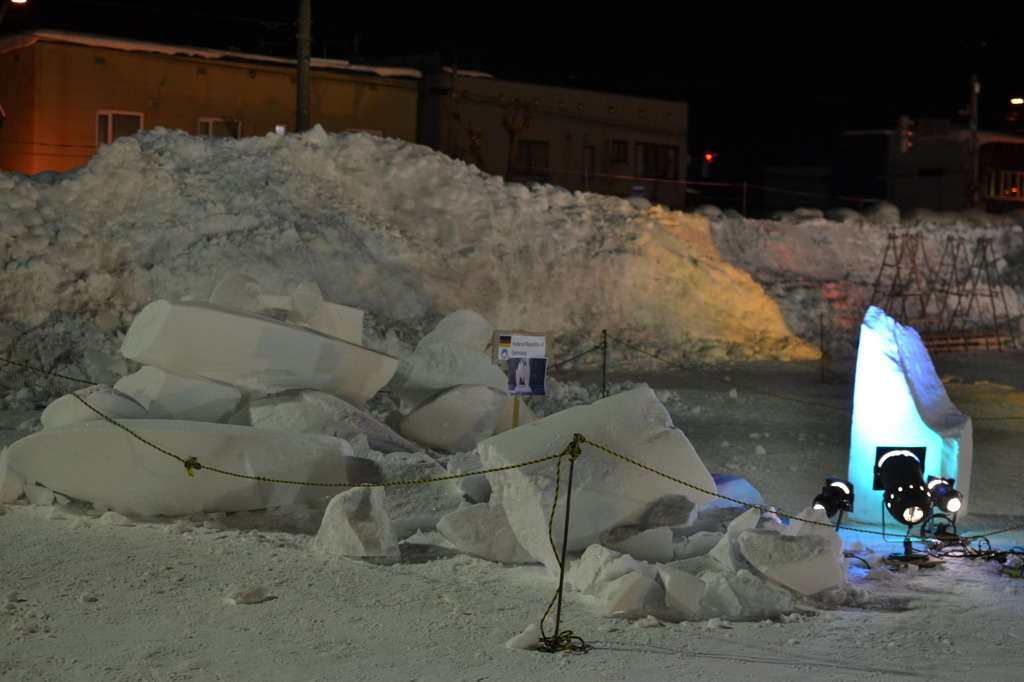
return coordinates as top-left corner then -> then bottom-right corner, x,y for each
4,355 -> 1023,543
537,435 -> 588,653
0,356 -> 97,386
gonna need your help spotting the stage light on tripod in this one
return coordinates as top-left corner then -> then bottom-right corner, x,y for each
876,449 -> 930,526
927,476 -> 963,514
812,478 -> 854,519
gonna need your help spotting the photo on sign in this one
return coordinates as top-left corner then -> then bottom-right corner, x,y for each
507,357 -> 547,395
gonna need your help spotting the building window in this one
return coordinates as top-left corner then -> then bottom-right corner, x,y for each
635,143 -> 678,180
198,118 -> 241,139
611,140 -> 628,163
97,111 -> 143,145
511,140 -> 549,178
986,168 -> 1024,201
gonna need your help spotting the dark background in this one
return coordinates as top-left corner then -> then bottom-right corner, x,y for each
4,1 -> 1023,187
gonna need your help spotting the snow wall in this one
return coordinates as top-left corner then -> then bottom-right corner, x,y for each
1,126 -> 1023,404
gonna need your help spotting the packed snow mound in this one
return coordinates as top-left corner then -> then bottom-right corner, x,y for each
708,214 -> 1024,355
0,126 -> 815,393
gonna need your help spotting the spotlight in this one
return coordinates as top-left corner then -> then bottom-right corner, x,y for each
927,476 -> 963,514
874,448 -> 930,527
812,478 -> 854,524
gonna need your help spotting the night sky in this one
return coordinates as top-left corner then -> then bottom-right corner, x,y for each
4,1 -> 1023,185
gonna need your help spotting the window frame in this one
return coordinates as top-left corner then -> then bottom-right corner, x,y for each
96,110 -> 144,146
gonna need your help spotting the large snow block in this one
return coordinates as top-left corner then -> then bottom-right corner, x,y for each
437,502 -> 535,564
289,282 -> 365,344
0,447 -> 24,503
416,309 -> 494,354
364,451 -> 463,538
399,384 -> 507,453
209,276 -> 364,344
600,526 -> 674,563
493,394 -> 538,434
566,544 -> 659,593
114,366 -> 242,422
121,300 -> 398,406
314,487 -> 400,562
567,545 -> 663,617
585,572 -> 665,617
388,341 -> 507,410
40,385 -> 148,429
236,389 -> 419,456
657,563 -> 706,619
479,388 -> 716,571
737,529 -> 846,597
4,419 -> 379,517
847,306 -> 973,524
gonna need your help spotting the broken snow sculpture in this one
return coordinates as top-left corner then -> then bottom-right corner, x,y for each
567,544 -> 665,617
232,389 -> 419,457
4,278 -> 416,517
361,451 -> 463,538
113,366 -> 242,422
121,299 -> 398,407
445,450 -> 491,503
40,385 -> 147,429
478,388 -> 717,572
399,384 -> 508,453
599,526 -> 674,564
0,448 -> 25,503
388,310 -> 522,453
493,392 -> 538,433
314,486 -> 400,562
567,505 -> 846,621
209,273 -> 265,314
210,275 -> 364,344
288,282 -> 364,344
707,506 -> 762,573
737,509 -> 847,597
415,309 -> 494,354
389,341 -> 507,410
5,420 -> 379,517
436,502 -> 535,564
847,306 -> 973,524
656,562 -> 707,619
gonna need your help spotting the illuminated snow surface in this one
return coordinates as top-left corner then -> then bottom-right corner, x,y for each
2,128 -> 1024,680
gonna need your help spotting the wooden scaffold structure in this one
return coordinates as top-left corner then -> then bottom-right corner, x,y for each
870,233 -> 1017,352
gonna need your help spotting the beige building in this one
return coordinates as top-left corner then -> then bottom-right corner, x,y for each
0,30 -> 420,175
419,72 -> 689,207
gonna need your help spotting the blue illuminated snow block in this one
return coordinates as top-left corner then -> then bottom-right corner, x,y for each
847,307 -> 973,525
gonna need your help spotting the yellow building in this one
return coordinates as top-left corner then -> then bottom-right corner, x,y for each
419,72 -> 689,208
0,30 -> 420,174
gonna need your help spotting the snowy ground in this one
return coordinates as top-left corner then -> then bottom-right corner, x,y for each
3,353 -> 1023,681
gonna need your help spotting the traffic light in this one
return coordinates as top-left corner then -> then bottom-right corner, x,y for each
897,115 -> 915,153
701,151 -> 718,177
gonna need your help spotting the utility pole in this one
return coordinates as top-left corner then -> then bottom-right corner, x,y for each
967,74 -> 980,209
295,0 -> 311,132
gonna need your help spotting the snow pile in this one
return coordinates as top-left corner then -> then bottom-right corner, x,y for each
0,126 -> 817,407
564,506 -> 853,621
708,213 -> 1024,355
